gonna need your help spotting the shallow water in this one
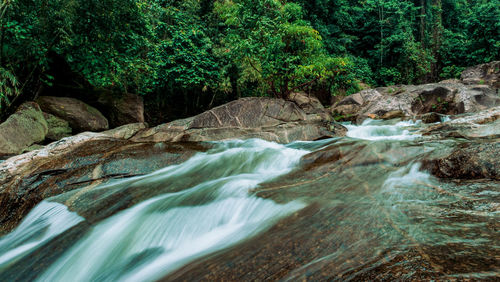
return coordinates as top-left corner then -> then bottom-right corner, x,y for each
0,119 -> 498,281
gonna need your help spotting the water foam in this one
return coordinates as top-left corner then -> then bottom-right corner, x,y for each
345,119 -> 422,141
33,139 -> 307,282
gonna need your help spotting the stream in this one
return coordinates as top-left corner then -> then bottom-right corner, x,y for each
0,118 -> 498,281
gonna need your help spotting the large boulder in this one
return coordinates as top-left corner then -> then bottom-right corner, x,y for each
96,92 -> 145,127
461,61 -> 500,88
36,96 -> 109,132
330,90 -> 381,121
422,141 -> 500,180
189,97 -> 306,128
132,97 -> 345,144
289,92 -> 325,114
331,82 -> 500,123
0,102 -> 48,156
418,106 -> 500,138
43,112 -> 72,141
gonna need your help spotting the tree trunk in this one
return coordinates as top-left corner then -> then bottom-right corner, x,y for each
431,0 -> 442,80
419,0 -> 426,47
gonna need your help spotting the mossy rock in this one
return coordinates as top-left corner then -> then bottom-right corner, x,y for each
43,112 -> 73,141
0,102 -> 48,156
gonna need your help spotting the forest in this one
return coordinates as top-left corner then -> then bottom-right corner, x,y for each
0,0 -> 498,123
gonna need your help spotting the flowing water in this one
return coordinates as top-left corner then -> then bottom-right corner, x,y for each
0,119 -> 498,281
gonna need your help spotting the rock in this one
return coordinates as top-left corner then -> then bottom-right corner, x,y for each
289,92 -> 325,114
330,92 -> 371,121
461,61 -> 500,88
97,92 -> 145,127
331,90 -> 383,121
0,129 -> 206,234
36,96 -> 109,132
422,141 -> 500,180
453,84 -> 500,113
419,107 -> 500,140
439,79 -> 461,84
329,82 -> 500,124
419,112 -> 443,124
336,92 -> 365,106
189,97 -> 306,129
380,110 -> 405,120
0,102 -> 48,156
102,123 -> 148,139
410,85 -> 456,114
375,85 -> 407,96
22,144 -> 45,153
133,120 -> 342,144
330,104 -> 361,121
43,112 -> 72,141
132,97 -> 343,143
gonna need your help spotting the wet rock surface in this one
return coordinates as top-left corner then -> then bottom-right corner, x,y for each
1,80 -> 499,281
166,138 -> 499,281
164,107 -> 500,281
0,128 -> 207,235
419,106 -> 500,138
422,141 -> 500,180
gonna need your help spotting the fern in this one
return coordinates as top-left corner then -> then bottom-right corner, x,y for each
0,67 -> 19,108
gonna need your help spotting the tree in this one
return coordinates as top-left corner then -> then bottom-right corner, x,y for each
215,0 -> 351,99
148,0 -> 222,115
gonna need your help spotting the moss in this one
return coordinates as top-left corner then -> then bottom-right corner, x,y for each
43,112 -> 72,140
0,103 -> 48,155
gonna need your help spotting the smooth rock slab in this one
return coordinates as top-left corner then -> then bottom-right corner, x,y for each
0,124 -> 203,234
132,97 -> 344,143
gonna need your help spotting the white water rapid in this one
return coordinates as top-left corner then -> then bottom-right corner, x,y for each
345,119 -> 421,140
0,139 -> 308,282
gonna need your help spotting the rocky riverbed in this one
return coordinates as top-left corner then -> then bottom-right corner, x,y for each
0,62 -> 498,281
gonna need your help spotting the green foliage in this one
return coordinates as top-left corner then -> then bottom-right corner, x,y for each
439,65 -> 465,79
151,1 -> 221,92
214,0 -> 351,98
0,67 -> 18,107
1,0 -> 498,120
295,0 -> 498,86
0,0 -> 154,99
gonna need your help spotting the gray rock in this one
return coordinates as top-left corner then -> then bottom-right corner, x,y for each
289,92 -> 325,114
43,112 -> 72,141
97,92 -> 145,127
36,96 -> 109,132
331,82 -> 500,123
188,97 -> 306,129
132,97 -> 344,143
0,102 -> 48,156
461,61 -> 500,88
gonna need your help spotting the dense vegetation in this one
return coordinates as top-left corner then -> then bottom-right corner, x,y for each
0,0 -> 498,122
